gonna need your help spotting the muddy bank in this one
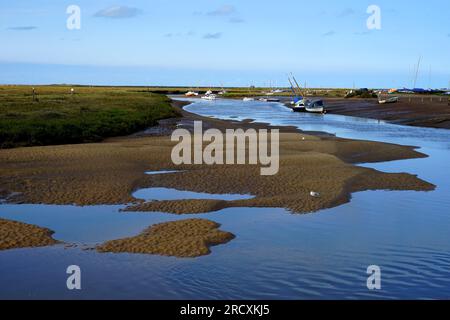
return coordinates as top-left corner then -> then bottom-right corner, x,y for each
0,218 -> 59,251
97,218 -> 234,258
280,95 -> 450,129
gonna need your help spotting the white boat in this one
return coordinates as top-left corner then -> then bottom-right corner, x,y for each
305,100 -> 325,114
291,99 -> 308,112
201,94 -> 216,100
378,96 -> 399,104
259,98 -> 268,102
185,91 -> 199,97
243,97 -> 255,101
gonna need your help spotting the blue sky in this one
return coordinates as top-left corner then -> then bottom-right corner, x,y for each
1,0 -> 449,88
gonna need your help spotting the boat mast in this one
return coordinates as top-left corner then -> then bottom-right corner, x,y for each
291,73 -> 304,97
413,56 -> 422,88
287,76 -> 298,96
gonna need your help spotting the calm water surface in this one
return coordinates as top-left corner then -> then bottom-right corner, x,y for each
1,98 -> 449,299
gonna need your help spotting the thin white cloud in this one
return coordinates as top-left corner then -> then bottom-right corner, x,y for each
203,32 -> 223,39
94,6 -> 141,19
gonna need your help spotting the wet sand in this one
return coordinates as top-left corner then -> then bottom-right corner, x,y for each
0,99 -> 436,256
0,100 -> 434,211
97,218 -> 235,258
0,218 -> 59,251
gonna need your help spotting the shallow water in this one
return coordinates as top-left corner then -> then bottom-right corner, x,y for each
133,187 -> 253,202
146,170 -> 184,175
1,98 -> 450,299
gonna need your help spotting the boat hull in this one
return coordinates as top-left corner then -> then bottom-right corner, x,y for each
305,107 -> 324,114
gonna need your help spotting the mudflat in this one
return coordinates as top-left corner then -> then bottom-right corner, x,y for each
97,218 -> 235,258
0,100 -> 434,212
0,99 -> 436,256
301,96 -> 450,129
0,218 -> 59,251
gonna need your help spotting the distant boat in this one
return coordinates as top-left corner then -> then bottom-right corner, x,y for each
259,98 -> 268,102
185,91 -> 199,97
201,94 -> 216,100
243,97 -> 255,101
305,100 -> 326,114
201,89 -> 216,100
378,96 -> 399,104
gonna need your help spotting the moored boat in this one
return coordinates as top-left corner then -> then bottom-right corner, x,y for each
201,94 -> 216,100
185,91 -> 199,97
378,96 -> 399,104
305,100 -> 326,114
291,99 -> 307,112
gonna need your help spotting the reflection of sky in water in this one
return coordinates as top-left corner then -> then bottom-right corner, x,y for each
133,187 -> 253,202
1,98 -> 450,299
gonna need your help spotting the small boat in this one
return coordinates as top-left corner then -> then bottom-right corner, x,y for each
185,91 -> 199,97
267,98 -> 280,102
378,96 -> 399,104
243,97 -> 255,101
259,98 -> 268,102
201,94 -> 216,100
305,100 -> 326,114
291,99 -> 308,112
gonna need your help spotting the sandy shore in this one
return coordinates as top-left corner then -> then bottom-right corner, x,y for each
97,218 -> 234,258
0,99 -> 436,256
0,218 -> 59,251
